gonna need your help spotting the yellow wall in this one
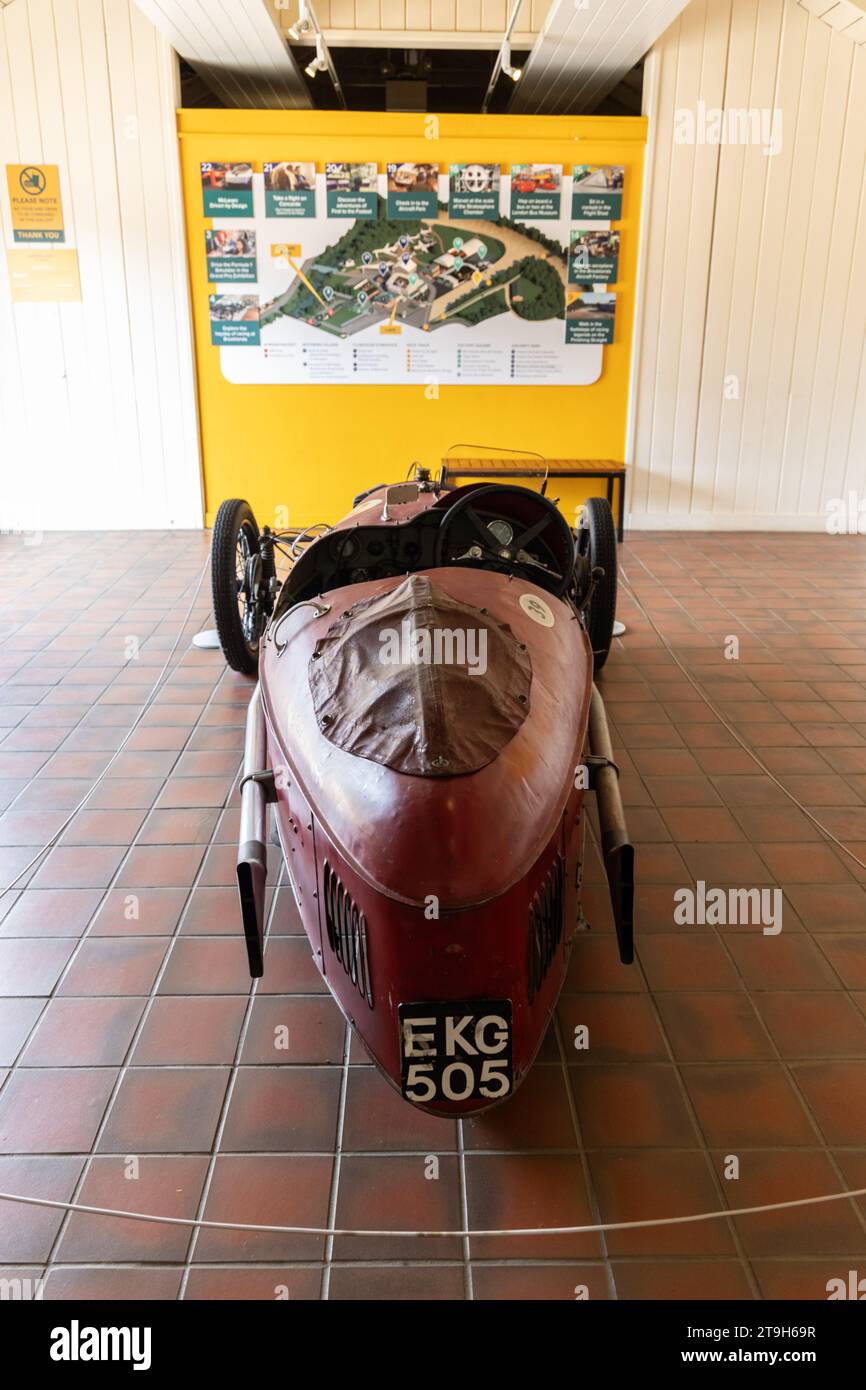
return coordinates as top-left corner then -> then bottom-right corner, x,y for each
177,110 -> 647,529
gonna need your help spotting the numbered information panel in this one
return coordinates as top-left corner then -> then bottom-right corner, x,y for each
206,167 -> 621,387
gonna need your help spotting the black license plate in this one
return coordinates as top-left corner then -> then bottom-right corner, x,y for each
399,999 -> 513,1104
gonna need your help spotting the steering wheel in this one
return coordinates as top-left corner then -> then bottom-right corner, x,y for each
435,484 -> 575,597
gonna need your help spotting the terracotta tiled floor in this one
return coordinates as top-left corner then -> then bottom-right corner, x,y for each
1,529 -> 866,1300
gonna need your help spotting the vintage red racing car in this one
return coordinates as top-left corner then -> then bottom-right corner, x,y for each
210,470 -> 634,1115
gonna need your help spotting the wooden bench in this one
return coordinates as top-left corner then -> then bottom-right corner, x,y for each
441,458 -> 626,542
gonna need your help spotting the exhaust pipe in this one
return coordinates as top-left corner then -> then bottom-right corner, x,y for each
237,683 -> 271,977
588,683 -> 634,964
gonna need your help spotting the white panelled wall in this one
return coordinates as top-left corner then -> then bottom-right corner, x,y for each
629,0 -> 866,530
0,0 -> 202,531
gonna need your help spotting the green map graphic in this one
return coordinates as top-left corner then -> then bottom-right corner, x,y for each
260,203 -> 566,340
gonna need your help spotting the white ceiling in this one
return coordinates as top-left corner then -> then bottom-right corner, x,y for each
134,0 -> 694,110
509,0 -> 691,115
132,0 -> 311,107
272,0 -> 550,49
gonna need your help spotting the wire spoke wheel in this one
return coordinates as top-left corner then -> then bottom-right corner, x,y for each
212,499 -> 263,675
575,496 -> 618,672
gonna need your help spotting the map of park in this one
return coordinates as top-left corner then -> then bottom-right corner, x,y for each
260,210 -> 566,339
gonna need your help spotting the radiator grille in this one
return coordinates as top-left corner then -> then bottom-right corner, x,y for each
528,854 -> 565,1003
323,861 -> 373,1008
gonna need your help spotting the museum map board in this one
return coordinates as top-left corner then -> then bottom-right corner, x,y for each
177,111 -> 647,528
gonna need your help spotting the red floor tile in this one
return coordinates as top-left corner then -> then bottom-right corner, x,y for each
58,938 -> 167,997
791,1062 -> 866,1145
340,1065 -> 457,1152
655,991 -> 774,1062
136,808 -> 220,845
713,1148 -> 865,1258
565,934 -> 647,993
759,842 -> 856,886
86,777 -> 164,810
638,934 -> 742,991
194,1154 -> 332,1263
726,935 -> 842,991
157,937 -> 251,995
220,1067 -> 341,1152
115,844 -> 205,889
333,1154 -> 463,1261
817,936 -> 866,989
569,1065 -> 698,1148
471,1263 -> 612,1300
682,1064 -> 816,1147
588,1149 -> 735,1256
155,777 -> 234,809
0,1156 -> 85,1261
465,1153 -> 601,1260
0,938 -> 75,996
557,993 -> 668,1064
612,1261 -> 754,1300
0,1068 -> 117,1152
97,1066 -> 230,1153
183,1266 -> 323,1300
0,888 -> 103,938
178,885 -> 241,935
29,845 -> 124,890
89,887 -> 188,937
43,1267 -> 183,1300
132,996 -> 247,1065
20,996 -> 144,1066
57,1155 -> 209,1262
257,937 -> 327,995
0,997 -> 44,1065
240,995 -> 344,1065
756,992 -> 866,1059
328,1264 -> 466,1300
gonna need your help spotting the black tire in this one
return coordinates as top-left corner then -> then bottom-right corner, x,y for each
575,497 -> 618,673
211,498 -> 261,676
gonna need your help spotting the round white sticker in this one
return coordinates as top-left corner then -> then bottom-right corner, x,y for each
519,593 -> 555,628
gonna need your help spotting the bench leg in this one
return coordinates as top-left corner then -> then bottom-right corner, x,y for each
606,475 -> 624,543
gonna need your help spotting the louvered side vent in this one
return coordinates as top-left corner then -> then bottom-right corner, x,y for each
322,861 -> 373,1009
527,855 -> 565,1003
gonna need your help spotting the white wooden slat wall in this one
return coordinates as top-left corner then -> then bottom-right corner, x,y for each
274,0 -> 547,43
0,0 -> 202,531
629,0 -> 866,529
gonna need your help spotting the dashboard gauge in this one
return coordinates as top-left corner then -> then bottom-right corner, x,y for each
333,533 -> 359,561
487,519 -> 514,547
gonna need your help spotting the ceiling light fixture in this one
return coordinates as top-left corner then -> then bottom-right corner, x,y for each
290,3 -> 345,106
501,45 -> 522,82
482,0 -> 527,112
287,4 -> 312,42
305,38 -> 328,78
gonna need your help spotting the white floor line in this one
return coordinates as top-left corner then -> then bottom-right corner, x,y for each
2,1181 -> 865,1239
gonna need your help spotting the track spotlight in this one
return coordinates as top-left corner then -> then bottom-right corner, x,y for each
305,38 -> 328,78
501,44 -> 522,81
482,2 -> 527,110
288,5 -> 312,41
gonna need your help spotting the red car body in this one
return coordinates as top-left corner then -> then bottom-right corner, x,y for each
237,481 -> 632,1115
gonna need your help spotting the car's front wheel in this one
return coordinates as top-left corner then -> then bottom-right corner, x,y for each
211,498 -> 263,675
575,496 -> 618,673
